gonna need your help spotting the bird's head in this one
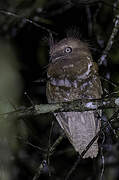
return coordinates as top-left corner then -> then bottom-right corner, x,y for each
49,38 -> 92,63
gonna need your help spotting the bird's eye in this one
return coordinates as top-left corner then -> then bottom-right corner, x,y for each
65,47 -> 72,53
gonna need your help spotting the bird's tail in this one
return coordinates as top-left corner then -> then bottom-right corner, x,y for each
55,111 -> 100,158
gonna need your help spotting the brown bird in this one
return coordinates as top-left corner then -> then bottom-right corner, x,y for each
46,37 -> 102,158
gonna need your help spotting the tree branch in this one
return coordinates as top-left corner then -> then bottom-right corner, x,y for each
0,96 -> 119,119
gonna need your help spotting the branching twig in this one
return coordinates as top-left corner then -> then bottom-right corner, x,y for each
0,9 -> 57,35
32,133 -> 65,180
98,14 -> 119,65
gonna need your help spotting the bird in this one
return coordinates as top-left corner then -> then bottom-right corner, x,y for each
46,36 -> 102,158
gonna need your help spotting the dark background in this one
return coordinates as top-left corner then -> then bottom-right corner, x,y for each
0,0 -> 119,180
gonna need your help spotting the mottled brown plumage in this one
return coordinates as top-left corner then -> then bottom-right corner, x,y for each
46,37 -> 102,158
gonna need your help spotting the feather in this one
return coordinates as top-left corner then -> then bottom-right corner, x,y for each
55,111 -> 100,158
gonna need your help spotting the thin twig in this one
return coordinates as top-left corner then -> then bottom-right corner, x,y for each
0,9 -> 57,35
49,133 -> 65,156
45,1 -> 73,17
71,0 -> 119,9
65,155 -> 81,180
100,76 -> 118,88
86,6 -> 93,36
17,136 -> 47,152
98,14 -> 119,65
100,147 -> 105,180
32,133 -> 65,179
32,126 -> 65,179
46,121 -> 54,176
32,160 -> 47,180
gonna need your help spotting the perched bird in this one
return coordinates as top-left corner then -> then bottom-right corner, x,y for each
46,36 -> 102,158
